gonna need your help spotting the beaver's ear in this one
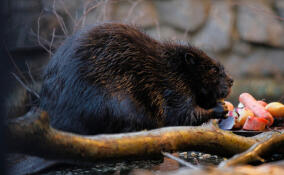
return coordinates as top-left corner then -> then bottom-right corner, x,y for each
185,53 -> 195,65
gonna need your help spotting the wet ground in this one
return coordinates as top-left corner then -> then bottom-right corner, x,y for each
37,152 -> 226,175
8,151 -> 284,175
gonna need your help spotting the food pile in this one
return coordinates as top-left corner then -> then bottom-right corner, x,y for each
220,92 -> 284,131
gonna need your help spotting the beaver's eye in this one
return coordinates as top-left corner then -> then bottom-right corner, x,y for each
210,67 -> 218,74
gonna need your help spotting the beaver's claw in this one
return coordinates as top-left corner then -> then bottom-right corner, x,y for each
212,102 -> 228,119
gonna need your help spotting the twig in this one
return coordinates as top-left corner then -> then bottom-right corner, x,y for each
25,62 -> 36,86
102,0 -> 109,21
49,28 -> 56,57
11,73 -> 40,99
74,0 -> 104,31
59,0 -> 75,24
30,30 -> 53,47
161,152 -> 198,169
4,45 -> 28,84
52,0 -> 68,36
124,0 -> 142,23
37,12 -> 54,56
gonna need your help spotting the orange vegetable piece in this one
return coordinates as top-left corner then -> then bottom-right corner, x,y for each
224,101 -> 234,111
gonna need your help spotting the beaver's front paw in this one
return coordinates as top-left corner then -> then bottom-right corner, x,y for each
211,102 -> 228,119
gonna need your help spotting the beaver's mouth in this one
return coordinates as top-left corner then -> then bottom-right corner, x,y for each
195,83 -> 232,109
219,87 -> 231,99
204,87 -> 232,109
197,95 -> 219,109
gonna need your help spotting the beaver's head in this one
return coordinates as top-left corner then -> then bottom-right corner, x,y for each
186,47 -> 233,109
168,44 -> 233,109
193,60 -> 233,109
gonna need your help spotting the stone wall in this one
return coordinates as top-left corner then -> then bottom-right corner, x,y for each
4,0 -> 284,103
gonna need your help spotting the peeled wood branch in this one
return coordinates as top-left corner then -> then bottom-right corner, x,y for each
220,132 -> 284,167
5,109 -> 268,163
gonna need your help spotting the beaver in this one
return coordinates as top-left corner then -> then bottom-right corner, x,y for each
39,23 -> 233,135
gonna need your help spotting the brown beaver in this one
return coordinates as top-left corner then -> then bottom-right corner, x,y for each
39,23 -> 233,135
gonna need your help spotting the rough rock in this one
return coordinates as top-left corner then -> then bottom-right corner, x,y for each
237,0 -> 284,47
193,0 -> 233,52
232,41 -> 252,56
111,0 -> 158,28
146,25 -> 189,42
224,55 -> 245,78
11,0 -> 41,11
41,0 -> 84,14
154,0 -> 208,32
228,78 -> 284,105
5,1 -> 42,50
6,0 -> 81,50
274,0 -> 284,18
83,1 -> 114,26
41,0 -> 109,30
239,48 -> 284,77
32,12 -> 70,49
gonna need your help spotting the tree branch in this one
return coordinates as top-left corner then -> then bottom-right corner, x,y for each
219,132 -> 284,167
6,109 -> 262,163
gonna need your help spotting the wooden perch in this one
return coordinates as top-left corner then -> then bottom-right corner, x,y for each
220,132 -> 284,167
5,109 -> 280,163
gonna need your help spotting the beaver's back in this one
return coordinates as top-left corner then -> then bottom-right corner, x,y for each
40,23 -> 181,134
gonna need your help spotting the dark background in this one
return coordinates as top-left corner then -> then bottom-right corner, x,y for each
0,0 -> 9,173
